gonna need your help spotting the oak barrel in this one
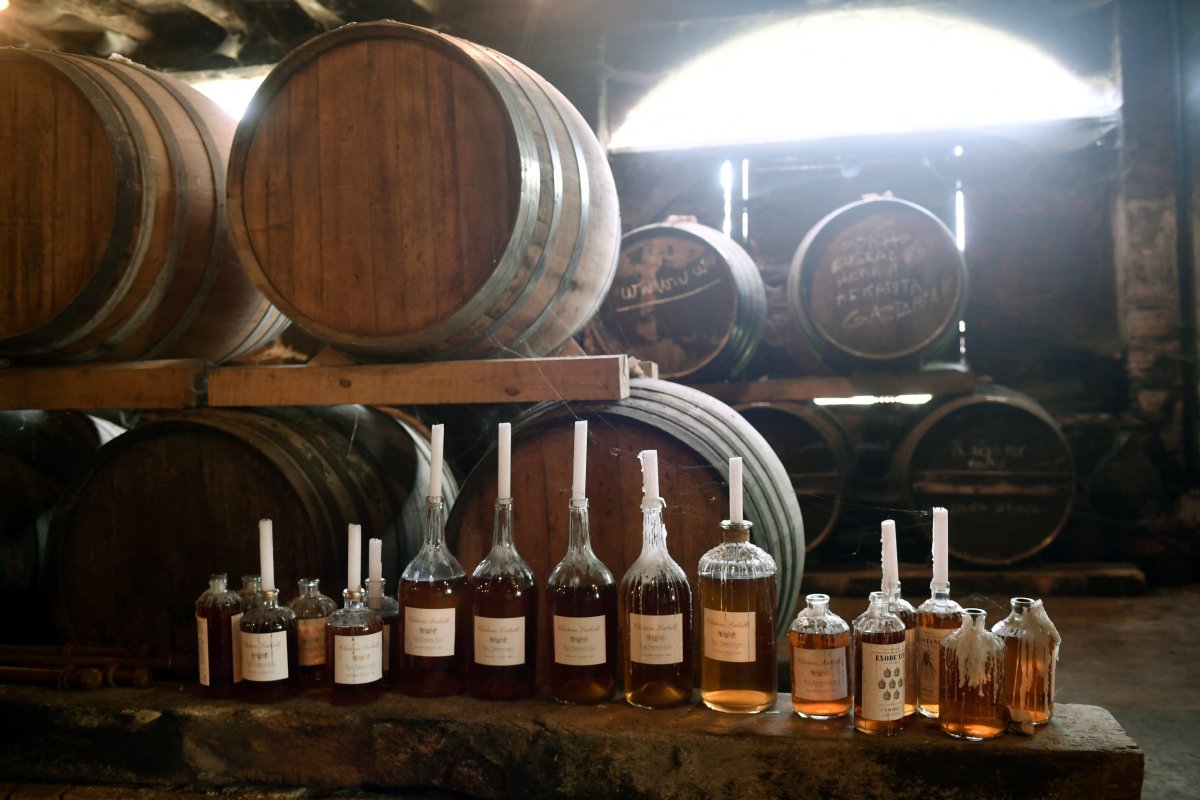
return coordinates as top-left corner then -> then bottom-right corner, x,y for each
891,385 -> 1075,565
0,50 -> 288,364
733,401 -> 853,553
786,198 -> 967,369
583,221 -> 766,381
228,22 -> 621,361
45,406 -> 456,655
446,378 -> 805,673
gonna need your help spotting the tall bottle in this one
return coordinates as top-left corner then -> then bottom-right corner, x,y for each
621,450 -> 693,709
196,573 -> 244,698
880,518 -> 918,719
917,507 -> 962,719
992,597 -> 1060,732
239,574 -> 263,613
853,590 -> 906,736
467,422 -> 538,700
397,424 -> 467,697
287,578 -> 336,687
327,526 -> 384,702
698,456 -> 776,713
940,608 -> 1006,740
788,593 -> 851,719
240,519 -> 298,703
546,420 -> 618,705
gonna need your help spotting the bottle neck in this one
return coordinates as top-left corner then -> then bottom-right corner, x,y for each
962,607 -> 987,631
209,573 -> 228,593
929,580 -> 951,600
343,588 -> 366,610
805,592 -> 830,615
261,589 -> 280,609
566,498 -> 594,555
1011,596 -> 1034,616
720,519 -> 752,543
365,578 -> 384,608
298,579 -> 319,598
491,498 -> 515,550
867,590 -> 890,617
422,496 -> 447,549
639,502 -> 666,554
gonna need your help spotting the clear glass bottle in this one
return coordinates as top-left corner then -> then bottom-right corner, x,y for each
621,496 -> 693,710
327,587 -> 384,702
992,597 -> 1060,732
788,593 -> 851,719
883,586 -> 918,720
365,577 -> 400,687
698,519 -> 777,713
239,574 -> 263,612
239,587 -> 298,703
546,497 -> 618,705
196,573 -> 244,698
940,608 -> 1006,741
397,495 -> 468,697
916,579 -> 963,719
287,578 -> 337,687
467,497 -> 538,700
853,590 -> 906,736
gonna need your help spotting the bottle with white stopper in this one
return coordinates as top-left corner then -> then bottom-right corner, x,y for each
853,590 -> 906,736
364,538 -> 400,686
327,523 -> 384,701
698,456 -> 777,713
397,424 -> 468,697
286,577 -> 336,687
240,519 -> 298,703
992,597 -> 1060,733
940,608 -> 1006,740
880,518 -> 918,718
620,450 -> 693,709
917,506 -> 963,719
467,422 -> 538,701
546,420 -> 618,705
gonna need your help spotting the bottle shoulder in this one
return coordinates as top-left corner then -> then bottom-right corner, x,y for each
698,540 -> 777,578
402,544 -> 466,581
547,554 -> 615,587
471,544 -> 535,581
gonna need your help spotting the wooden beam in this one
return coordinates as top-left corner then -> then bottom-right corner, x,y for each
693,367 -> 977,405
50,0 -> 155,42
0,14 -> 66,51
208,355 -> 631,407
177,0 -> 248,33
0,360 -> 207,410
293,0 -> 343,29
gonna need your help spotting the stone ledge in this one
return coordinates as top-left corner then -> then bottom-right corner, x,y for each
0,685 -> 1143,800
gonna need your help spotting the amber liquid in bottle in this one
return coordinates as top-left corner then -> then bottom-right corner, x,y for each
196,573 -> 243,698
788,594 -> 851,719
365,578 -> 400,687
240,589 -> 298,704
994,597 -> 1059,729
940,608 -> 1006,741
288,578 -> 337,688
854,591 -> 906,736
326,588 -> 384,704
886,589 -> 918,719
916,581 -> 962,719
698,576 -> 776,712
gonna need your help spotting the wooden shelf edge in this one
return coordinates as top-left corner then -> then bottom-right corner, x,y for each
0,360 -> 207,411
694,367 -> 978,404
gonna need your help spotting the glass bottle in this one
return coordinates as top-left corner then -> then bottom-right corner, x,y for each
239,587 -> 298,703
467,497 -> 538,700
788,593 -> 851,719
239,574 -> 263,612
882,576 -> 918,719
546,496 -> 618,705
365,577 -> 400,687
698,519 -> 777,713
287,578 -> 337,687
940,608 -> 1006,740
853,590 -> 906,736
326,587 -> 384,702
916,579 -> 963,719
195,573 -> 244,698
992,597 -> 1061,732
397,495 -> 468,697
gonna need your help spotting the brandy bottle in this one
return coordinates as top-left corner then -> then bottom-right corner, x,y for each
196,573 -> 244,698
916,579 -> 962,719
239,588 -> 298,703
853,590 -> 906,736
327,587 -> 384,702
287,578 -> 337,687
365,577 -> 400,686
940,608 -> 1006,740
788,593 -> 851,719
239,574 -> 263,612
992,597 -> 1060,732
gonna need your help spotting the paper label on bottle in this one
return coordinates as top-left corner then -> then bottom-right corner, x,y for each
703,608 -> 755,663
629,612 -> 684,665
918,627 -> 955,706
231,613 -> 243,683
861,641 -> 905,721
905,627 -> 917,703
242,630 -> 289,682
405,606 -> 456,657
474,615 -> 526,666
382,625 -> 391,672
196,615 -> 210,686
553,614 -> 606,666
334,631 -> 383,685
792,646 -> 848,701
297,617 -> 327,667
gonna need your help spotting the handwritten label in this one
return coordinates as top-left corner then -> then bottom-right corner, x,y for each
404,606 -> 455,658
860,641 -> 905,721
703,608 -> 755,663
792,646 -> 848,701
297,617 -> 327,666
196,616 -> 210,686
333,631 -> 383,685
242,630 -> 289,682
629,612 -> 683,665
553,614 -> 606,666
474,615 -> 525,666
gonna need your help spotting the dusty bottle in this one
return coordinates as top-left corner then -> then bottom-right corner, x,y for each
196,573 -> 244,698
788,593 -> 851,719
621,450 -> 693,709
287,578 -> 336,687
917,506 -> 961,719
327,587 -> 384,702
239,574 -> 263,612
940,608 -> 1006,740
992,597 -> 1060,732
365,576 -> 400,686
880,519 -> 918,719
239,587 -> 298,703
853,590 -> 906,736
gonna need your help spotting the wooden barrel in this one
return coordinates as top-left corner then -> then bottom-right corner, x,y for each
45,406 -> 456,655
582,221 -> 766,381
227,22 -> 620,361
733,401 -> 853,553
0,50 -> 288,364
786,198 -> 967,369
446,378 -> 805,671
891,385 -> 1075,565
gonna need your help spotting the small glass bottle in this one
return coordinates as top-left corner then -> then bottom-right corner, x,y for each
621,450 -> 693,710
287,578 -> 337,687
940,608 -> 1006,741
992,597 -> 1060,732
327,586 -> 384,703
698,515 -> 777,714
468,497 -> 538,700
916,580 -> 962,719
196,573 -> 244,698
788,593 -> 851,719
365,577 -> 400,686
853,590 -> 906,736
239,574 -> 263,612
239,587 -> 298,703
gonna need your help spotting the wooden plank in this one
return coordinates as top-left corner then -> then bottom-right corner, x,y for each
693,367 -> 976,404
208,355 -> 631,406
0,360 -> 206,410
